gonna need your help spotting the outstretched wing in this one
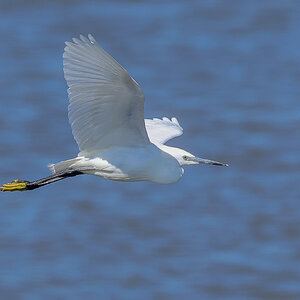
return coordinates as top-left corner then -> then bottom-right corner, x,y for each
145,117 -> 183,145
64,34 -> 150,153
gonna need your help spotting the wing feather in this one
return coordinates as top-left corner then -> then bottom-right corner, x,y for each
145,117 -> 183,145
64,34 -> 150,152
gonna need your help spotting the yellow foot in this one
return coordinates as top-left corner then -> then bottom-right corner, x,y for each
1,180 -> 28,192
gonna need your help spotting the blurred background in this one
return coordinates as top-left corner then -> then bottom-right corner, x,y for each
0,0 -> 300,299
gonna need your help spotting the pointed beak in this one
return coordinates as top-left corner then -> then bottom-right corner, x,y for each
190,157 -> 229,167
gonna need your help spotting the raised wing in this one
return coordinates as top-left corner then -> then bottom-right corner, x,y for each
145,117 -> 183,145
64,34 -> 150,153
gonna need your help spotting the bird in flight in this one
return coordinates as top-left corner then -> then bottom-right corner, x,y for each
1,34 -> 228,192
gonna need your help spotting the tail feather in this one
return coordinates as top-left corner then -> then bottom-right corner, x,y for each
48,157 -> 81,174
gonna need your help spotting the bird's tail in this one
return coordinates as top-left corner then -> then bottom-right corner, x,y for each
48,157 -> 81,174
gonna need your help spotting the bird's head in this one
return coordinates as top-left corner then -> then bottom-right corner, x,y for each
160,145 -> 228,167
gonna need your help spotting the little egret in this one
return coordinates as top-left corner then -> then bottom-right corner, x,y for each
1,34 -> 228,192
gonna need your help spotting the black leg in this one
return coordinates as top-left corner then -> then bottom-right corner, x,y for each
1,169 -> 85,192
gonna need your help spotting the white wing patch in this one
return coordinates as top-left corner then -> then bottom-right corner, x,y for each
145,117 -> 183,145
64,34 -> 150,152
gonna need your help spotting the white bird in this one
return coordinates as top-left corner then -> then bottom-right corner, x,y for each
1,34 -> 228,192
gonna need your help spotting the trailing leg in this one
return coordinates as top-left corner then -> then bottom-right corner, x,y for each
1,169 -> 85,192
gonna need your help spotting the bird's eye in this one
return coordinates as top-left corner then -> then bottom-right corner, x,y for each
183,155 -> 188,160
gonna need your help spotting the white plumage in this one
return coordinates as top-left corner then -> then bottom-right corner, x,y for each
0,34 -> 228,192
64,34 -> 149,152
145,117 -> 183,145
50,34 -> 228,184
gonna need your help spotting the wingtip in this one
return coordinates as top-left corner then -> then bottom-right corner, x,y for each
72,37 -> 81,45
79,34 -> 90,43
171,117 -> 179,125
65,34 -> 97,48
88,34 -> 96,44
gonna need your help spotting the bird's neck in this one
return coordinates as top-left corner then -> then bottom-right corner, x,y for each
156,144 -> 178,158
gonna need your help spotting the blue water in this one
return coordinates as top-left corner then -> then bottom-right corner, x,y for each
1,1 -> 300,299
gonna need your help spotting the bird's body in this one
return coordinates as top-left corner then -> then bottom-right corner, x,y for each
1,34 -> 227,192
53,144 -> 183,184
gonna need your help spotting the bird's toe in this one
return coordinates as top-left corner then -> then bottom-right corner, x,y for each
1,180 -> 28,192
